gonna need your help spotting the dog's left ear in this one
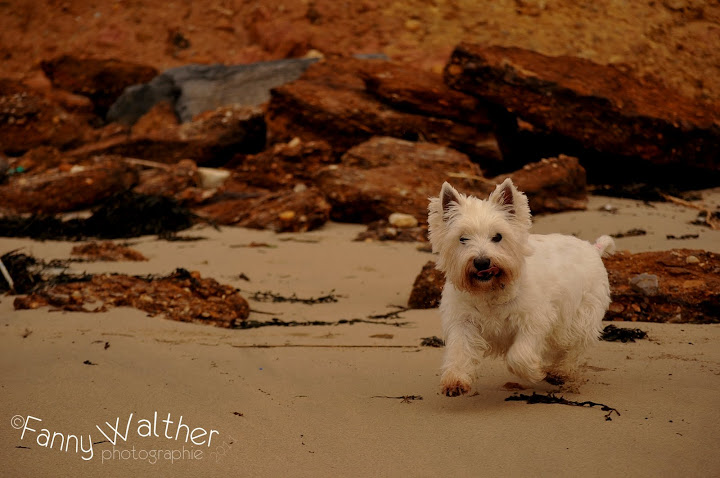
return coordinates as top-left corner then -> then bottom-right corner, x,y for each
489,178 -> 531,226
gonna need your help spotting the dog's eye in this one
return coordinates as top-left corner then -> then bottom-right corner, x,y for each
459,236 -> 470,245
491,233 -> 503,243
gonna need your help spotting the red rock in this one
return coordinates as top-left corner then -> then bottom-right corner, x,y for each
14,269 -> 249,328
196,186 -> 331,233
0,78 -> 91,154
360,61 -> 491,126
313,136 -> 484,224
444,43 -> 720,171
132,159 -> 201,201
480,155 -> 587,213
21,71 -> 95,115
0,156 -> 138,214
68,105 -> 266,166
408,261 -> 445,309
227,138 -> 335,189
40,55 -> 158,115
604,249 -> 719,324
130,101 -> 179,138
12,146 -> 66,175
266,58 -> 502,167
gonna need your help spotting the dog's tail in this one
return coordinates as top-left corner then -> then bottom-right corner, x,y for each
593,235 -> 616,257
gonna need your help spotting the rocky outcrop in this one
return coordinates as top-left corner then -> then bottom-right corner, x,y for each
0,156 -> 138,214
313,136 -> 484,224
267,58 -> 503,169
196,186 -> 331,233
604,249 -> 719,323
68,105 -> 266,166
475,155 -> 588,213
444,43 -> 720,171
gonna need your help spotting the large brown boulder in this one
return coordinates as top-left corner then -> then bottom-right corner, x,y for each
444,43 -> 720,171
313,136 -> 484,224
228,138 -> 335,189
359,60 -> 492,127
315,137 -> 587,225
266,58 -> 502,168
40,55 -> 158,116
477,155 -> 588,213
196,186 -> 331,233
67,105 -> 266,166
0,156 -> 138,214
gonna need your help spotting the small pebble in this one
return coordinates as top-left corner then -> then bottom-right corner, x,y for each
685,255 -> 699,264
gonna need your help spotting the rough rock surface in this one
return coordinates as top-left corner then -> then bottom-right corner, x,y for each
313,136 -> 484,224
132,159 -> 203,202
0,79 -> 91,154
407,261 -> 445,309
267,58 -> 502,168
444,43 -> 720,171
478,155 -> 587,213
316,137 -> 587,225
69,105 -> 266,166
196,186 -> 331,233
360,60 -> 492,126
228,138 -> 335,189
13,269 -> 250,328
40,55 -> 158,116
129,101 -> 180,137
604,249 -> 719,323
0,156 -> 138,214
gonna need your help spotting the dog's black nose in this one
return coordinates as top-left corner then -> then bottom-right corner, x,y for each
473,257 -> 491,271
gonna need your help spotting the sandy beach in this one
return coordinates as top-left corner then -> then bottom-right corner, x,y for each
1,191 -> 719,477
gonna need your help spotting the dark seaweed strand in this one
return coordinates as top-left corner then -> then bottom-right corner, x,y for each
505,392 -> 621,420
601,324 -> 648,342
236,317 -> 409,329
248,290 -> 341,305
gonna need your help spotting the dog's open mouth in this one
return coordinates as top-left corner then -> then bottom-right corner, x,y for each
475,266 -> 501,281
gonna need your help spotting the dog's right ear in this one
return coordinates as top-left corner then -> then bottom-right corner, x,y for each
441,182 -> 461,218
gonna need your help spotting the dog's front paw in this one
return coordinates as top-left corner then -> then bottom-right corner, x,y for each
441,379 -> 471,397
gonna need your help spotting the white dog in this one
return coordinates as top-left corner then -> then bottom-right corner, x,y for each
428,179 -> 614,396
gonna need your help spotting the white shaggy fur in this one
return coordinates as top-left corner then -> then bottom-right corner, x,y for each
428,179 -> 614,396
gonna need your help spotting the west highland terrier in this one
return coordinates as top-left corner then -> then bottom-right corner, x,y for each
428,179 -> 614,396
